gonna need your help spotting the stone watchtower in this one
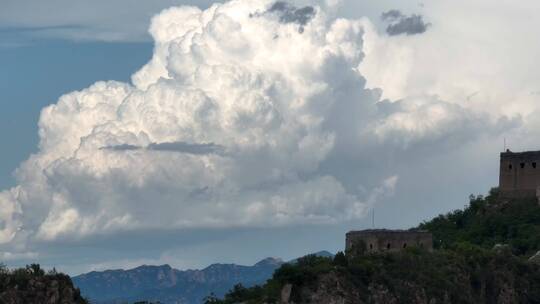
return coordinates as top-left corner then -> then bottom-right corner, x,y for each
346,229 -> 433,254
499,149 -> 540,198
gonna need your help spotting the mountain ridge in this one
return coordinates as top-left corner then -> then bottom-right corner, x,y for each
73,252 -> 332,304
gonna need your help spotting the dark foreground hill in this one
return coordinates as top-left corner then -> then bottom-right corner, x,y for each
0,264 -> 87,304
208,190 -> 540,304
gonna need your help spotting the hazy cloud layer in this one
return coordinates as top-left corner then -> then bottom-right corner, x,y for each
0,0 -> 216,42
381,9 -> 430,36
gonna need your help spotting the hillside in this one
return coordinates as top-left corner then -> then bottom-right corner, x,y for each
208,190 -> 540,304
419,188 -> 540,255
0,264 -> 87,304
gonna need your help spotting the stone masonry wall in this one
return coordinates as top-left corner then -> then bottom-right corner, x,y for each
346,229 -> 433,254
500,150 -> 540,199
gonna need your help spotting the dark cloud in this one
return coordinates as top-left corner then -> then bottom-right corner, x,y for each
381,10 -> 430,36
102,142 -> 224,155
381,9 -> 403,21
466,91 -> 479,101
268,2 -> 315,26
147,142 -> 224,154
100,144 -> 140,151
251,1 -> 315,33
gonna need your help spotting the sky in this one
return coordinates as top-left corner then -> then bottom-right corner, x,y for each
1,0 -> 540,275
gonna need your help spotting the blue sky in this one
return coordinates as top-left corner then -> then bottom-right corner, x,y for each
1,0 -> 539,275
0,40 -> 152,190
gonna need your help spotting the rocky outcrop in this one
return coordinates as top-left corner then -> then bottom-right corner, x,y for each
0,273 -> 86,304
276,265 -> 538,304
280,284 -> 292,304
295,273 -> 361,304
529,251 -> 540,265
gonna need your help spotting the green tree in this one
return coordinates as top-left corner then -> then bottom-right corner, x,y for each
333,251 -> 348,267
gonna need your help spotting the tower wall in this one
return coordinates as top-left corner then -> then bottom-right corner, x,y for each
345,230 -> 432,254
499,150 -> 540,198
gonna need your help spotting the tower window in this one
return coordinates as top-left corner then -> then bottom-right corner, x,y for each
403,243 -> 407,248
533,162 -> 537,169
509,164 -> 513,170
520,163 -> 525,169
369,244 -> 373,250
386,243 -> 391,249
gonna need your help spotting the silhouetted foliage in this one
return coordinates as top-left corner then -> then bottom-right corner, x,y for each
204,283 -> 265,304
0,264 -> 88,303
28,263 -> 45,276
203,293 -> 221,304
333,251 -> 348,267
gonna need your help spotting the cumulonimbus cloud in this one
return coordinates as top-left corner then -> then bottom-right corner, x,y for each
0,0 -> 509,252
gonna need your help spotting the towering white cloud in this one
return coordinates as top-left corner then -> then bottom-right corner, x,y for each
0,0 -> 512,254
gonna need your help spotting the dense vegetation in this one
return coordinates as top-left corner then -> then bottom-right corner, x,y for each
208,189 -> 540,303
0,263 -> 88,304
206,248 -> 540,303
419,188 -> 540,255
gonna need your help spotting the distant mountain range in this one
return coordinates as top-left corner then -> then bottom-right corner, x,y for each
72,251 -> 333,304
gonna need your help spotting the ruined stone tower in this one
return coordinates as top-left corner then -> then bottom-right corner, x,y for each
346,229 -> 433,254
499,149 -> 540,198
